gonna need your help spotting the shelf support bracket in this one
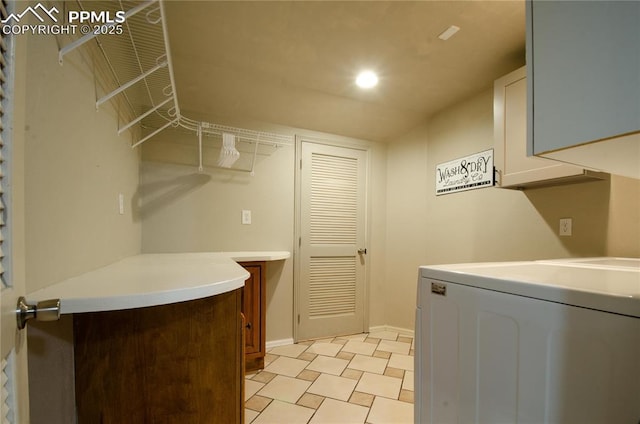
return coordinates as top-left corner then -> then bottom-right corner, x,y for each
118,97 -> 173,135
96,59 -> 167,108
131,118 -> 177,148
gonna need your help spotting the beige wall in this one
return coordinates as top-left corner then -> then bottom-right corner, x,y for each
383,88 -> 640,331
24,33 -> 141,293
607,175 -> 640,257
140,129 -> 295,342
140,127 -> 388,342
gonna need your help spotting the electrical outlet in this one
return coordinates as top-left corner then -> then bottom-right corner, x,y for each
242,209 -> 252,225
559,218 -> 572,236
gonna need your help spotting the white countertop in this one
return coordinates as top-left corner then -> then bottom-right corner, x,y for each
224,251 -> 291,262
26,251 -> 290,314
420,257 -> 640,318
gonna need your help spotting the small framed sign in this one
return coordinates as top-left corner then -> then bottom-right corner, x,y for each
435,149 -> 494,195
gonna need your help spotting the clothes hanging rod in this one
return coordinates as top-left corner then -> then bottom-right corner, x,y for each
178,119 -> 293,147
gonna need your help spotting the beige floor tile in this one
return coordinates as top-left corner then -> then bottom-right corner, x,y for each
383,367 -> 404,379
246,371 -> 258,379
307,373 -> 358,401
310,398 -> 369,424
341,368 -> 363,380
336,333 -> 368,341
298,340 -> 315,346
367,396 -> 413,424
336,351 -> 355,361
399,389 -> 414,404
348,354 -> 388,374
264,353 -> 279,366
377,340 -> 411,355
349,391 -> 375,408
342,339 -> 377,356
402,371 -> 414,391
307,355 -> 349,376
269,343 -> 308,358
388,353 -> 414,371
245,408 -> 260,424
355,372 -> 402,399
297,369 -> 321,382
368,330 -> 399,341
245,395 -> 272,412
409,349 -> 415,357
257,375 -> 311,403
264,356 -> 310,377
306,342 -> 343,357
398,336 -> 413,344
245,379 -> 266,401
332,338 -> 348,345
297,392 -> 325,410
364,337 -> 381,345
298,352 -> 318,362
252,370 -> 277,384
372,350 -> 391,360
252,400 -> 315,424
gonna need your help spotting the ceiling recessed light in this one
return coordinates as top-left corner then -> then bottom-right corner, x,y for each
356,70 -> 378,89
438,25 -> 460,41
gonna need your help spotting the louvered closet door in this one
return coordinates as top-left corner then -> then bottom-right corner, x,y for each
298,142 -> 367,340
0,1 -> 30,421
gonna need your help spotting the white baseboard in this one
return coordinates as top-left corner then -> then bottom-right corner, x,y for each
266,338 -> 295,349
368,325 -> 415,338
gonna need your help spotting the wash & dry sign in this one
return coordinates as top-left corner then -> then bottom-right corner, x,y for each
435,149 -> 494,195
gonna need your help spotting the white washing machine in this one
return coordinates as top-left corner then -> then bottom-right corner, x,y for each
415,258 -> 640,424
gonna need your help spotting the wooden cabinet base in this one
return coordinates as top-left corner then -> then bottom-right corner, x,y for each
73,289 -> 243,423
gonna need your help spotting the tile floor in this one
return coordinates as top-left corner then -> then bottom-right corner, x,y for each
245,331 -> 414,424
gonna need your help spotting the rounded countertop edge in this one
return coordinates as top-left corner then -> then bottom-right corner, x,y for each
59,276 -> 247,314
26,252 -> 259,314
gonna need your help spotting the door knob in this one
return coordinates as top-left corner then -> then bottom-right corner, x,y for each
357,248 -> 367,254
16,297 -> 61,330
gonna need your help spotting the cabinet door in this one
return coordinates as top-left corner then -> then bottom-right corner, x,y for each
527,1 -> 640,155
240,261 -> 266,372
494,66 -> 605,188
242,264 -> 262,355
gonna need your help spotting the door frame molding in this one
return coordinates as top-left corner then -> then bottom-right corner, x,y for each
293,134 -> 372,342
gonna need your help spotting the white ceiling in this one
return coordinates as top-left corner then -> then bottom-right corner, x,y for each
164,1 -> 525,143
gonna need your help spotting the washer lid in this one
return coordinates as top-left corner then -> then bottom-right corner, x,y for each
420,259 -> 640,318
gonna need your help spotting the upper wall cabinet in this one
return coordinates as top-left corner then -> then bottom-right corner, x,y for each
494,66 -> 607,189
526,1 -> 640,180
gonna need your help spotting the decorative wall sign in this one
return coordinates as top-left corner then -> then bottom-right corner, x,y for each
435,149 -> 494,195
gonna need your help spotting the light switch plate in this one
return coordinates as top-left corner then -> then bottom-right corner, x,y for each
242,209 -> 251,225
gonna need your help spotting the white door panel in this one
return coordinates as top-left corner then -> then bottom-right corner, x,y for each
297,141 -> 367,340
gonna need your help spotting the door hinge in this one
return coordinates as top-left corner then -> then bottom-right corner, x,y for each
297,314 -> 300,324
300,158 -> 302,170
299,236 -> 301,247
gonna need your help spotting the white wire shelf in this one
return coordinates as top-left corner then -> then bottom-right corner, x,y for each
57,0 -> 293,173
